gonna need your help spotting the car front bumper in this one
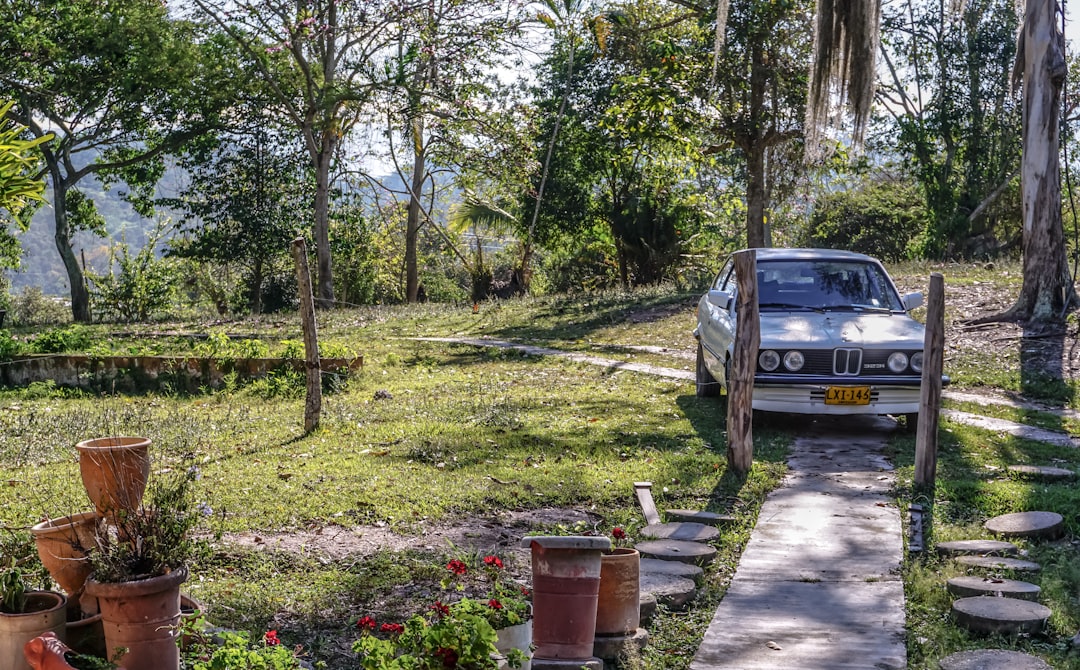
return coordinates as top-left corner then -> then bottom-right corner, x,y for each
750,381 -> 922,415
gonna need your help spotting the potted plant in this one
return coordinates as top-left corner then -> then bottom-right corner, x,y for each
81,462 -> 209,670
353,598 -> 524,670
595,527 -> 640,638
0,559 -> 68,670
442,556 -> 532,668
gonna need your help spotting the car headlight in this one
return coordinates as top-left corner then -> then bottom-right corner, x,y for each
758,350 -> 780,371
887,352 -> 909,373
783,351 -> 805,371
910,352 -> 923,373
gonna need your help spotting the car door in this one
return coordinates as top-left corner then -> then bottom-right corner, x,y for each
700,259 -> 735,371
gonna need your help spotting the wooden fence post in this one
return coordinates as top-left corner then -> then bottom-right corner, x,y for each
727,250 -> 759,475
292,237 -> 322,433
914,272 -> 945,488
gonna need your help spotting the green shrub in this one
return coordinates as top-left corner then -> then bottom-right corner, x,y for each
89,221 -> 179,322
0,330 -> 21,360
9,287 -> 69,326
31,325 -> 91,353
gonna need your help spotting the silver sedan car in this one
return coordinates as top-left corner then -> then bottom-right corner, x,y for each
693,248 -> 930,425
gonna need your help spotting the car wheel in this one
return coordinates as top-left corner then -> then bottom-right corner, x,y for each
696,341 -> 720,397
904,413 -> 918,432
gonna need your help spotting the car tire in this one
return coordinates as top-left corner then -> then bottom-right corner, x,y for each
696,341 -> 720,397
904,412 -> 918,432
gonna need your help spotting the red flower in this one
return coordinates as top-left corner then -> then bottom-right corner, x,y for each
519,586 -> 531,597
446,559 -> 468,575
430,601 -> 450,617
488,598 -> 503,610
612,527 -> 627,540
483,555 -> 504,569
380,622 -> 405,634
264,630 -> 280,646
435,647 -> 459,668
356,615 -> 377,631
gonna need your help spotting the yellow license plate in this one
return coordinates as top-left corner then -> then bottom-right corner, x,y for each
825,386 -> 871,405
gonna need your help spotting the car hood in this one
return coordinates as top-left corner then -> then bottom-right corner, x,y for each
760,312 -> 925,349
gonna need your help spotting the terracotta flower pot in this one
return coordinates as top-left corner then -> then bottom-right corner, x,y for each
30,512 -> 99,610
595,548 -> 640,637
64,612 -> 104,659
522,535 -> 610,661
0,591 -> 67,670
84,567 -> 187,670
75,437 -> 151,518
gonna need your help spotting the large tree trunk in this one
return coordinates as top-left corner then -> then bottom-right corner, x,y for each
1006,0 -> 1075,324
51,179 -> 91,323
405,117 -> 426,303
744,41 -> 768,249
313,133 -> 336,310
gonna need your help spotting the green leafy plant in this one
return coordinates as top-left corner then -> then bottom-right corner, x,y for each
180,624 -> 318,669
353,597 -> 522,670
0,558 -> 26,613
87,462 -> 210,582
442,556 -> 531,632
32,324 -> 92,353
88,219 -> 179,322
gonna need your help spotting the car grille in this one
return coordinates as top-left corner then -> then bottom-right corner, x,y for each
760,349 -> 921,376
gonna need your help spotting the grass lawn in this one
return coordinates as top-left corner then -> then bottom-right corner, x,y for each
4,265 -> 1080,668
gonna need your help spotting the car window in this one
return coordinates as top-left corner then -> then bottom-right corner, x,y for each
757,260 -> 904,311
714,259 -> 734,291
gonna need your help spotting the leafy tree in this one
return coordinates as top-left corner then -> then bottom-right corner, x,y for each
164,127 -> 310,314
192,0 -> 402,309
0,100 -> 50,270
701,0 -> 813,248
877,0 -> 1021,259
0,0 -> 239,322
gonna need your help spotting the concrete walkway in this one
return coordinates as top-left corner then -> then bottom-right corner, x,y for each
691,416 -> 906,670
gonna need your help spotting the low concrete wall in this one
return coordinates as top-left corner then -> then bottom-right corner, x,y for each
0,354 -> 363,393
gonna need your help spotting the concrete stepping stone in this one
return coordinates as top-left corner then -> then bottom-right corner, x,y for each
639,571 -> 697,610
952,596 -> 1051,635
946,576 -> 1041,601
640,557 -> 704,581
1007,464 -> 1075,480
593,627 -> 648,661
635,539 -> 716,566
985,511 -> 1064,540
640,522 -> 719,542
665,509 -> 736,526
938,649 -> 1051,670
954,555 -> 1041,572
639,592 -> 657,624
936,540 -> 1019,557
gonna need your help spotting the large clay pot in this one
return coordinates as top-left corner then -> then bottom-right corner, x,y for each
75,437 -> 151,518
521,535 -> 610,661
30,513 -> 99,611
595,548 -> 640,636
0,591 -> 67,670
84,567 -> 187,670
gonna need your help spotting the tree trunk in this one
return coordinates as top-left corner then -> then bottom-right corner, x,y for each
51,179 -> 91,323
405,117 -> 426,303
745,144 -> 767,249
313,133 -> 336,310
1010,0 -> 1075,324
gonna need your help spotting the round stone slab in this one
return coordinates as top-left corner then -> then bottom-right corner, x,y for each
937,540 -> 1018,557
665,509 -> 736,526
640,557 -> 704,581
947,576 -> 1041,601
952,596 -> 1051,635
639,571 -> 696,610
1007,464 -> 1076,481
640,522 -> 719,542
984,511 -> 1064,540
635,539 -> 717,566
939,649 -> 1051,670
954,555 -> 1041,572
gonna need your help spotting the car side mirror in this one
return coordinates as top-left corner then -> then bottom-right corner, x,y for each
902,292 -> 924,311
707,289 -> 732,310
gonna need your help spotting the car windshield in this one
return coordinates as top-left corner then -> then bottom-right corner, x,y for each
756,260 -> 905,312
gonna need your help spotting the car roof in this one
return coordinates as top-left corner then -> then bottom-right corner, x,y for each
732,248 -> 881,263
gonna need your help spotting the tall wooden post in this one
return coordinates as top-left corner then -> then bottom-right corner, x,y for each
727,250 -> 759,475
914,273 -> 944,487
292,237 -> 322,432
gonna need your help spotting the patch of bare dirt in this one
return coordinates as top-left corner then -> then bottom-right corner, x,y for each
219,507 -> 599,561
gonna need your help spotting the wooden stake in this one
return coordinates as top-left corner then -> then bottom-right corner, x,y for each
726,250 -> 759,475
291,237 -> 322,432
914,273 -> 945,488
